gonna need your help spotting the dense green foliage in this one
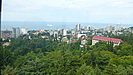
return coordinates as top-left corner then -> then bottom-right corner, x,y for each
1,34 -> 133,75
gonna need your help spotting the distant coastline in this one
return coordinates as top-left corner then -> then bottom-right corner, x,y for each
1,21 -> 133,30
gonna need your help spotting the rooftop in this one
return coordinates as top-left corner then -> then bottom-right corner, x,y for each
92,36 -> 123,44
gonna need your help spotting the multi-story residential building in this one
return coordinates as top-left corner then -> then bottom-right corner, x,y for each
98,28 -> 104,32
75,24 -> 82,31
1,30 -> 12,38
53,31 -> 58,37
62,29 -> 67,36
116,23 -> 121,31
12,27 -> 20,38
21,28 -> 28,34
49,30 -> 54,36
105,25 -> 114,32
85,26 -> 95,31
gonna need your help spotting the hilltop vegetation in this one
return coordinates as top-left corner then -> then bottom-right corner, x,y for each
1,34 -> 133,75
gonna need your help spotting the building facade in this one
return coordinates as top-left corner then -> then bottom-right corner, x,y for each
85,26 -> 95,31
1,30 -> 12,38
105,25 -> 114,32
75,24 -> 82,31
92,36 -> 123,46
116,23 -> 121,31
21,28 -> 28,34
12,27 -> 20,38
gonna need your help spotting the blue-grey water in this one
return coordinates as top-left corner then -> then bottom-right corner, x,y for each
1,21 -> 133,30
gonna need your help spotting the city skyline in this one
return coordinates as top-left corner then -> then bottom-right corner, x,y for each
2,0 -> 133,24
1,21 -> 133,31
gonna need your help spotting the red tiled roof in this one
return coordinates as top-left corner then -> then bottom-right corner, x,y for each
92,36 -> 123,44
71,40 -> 76,42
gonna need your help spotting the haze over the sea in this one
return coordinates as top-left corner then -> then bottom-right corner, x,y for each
1,21 -> 133,30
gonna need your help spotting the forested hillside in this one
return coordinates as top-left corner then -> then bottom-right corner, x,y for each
1,34 -> 133,75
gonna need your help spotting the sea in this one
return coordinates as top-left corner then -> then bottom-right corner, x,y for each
1,21 -> 133,30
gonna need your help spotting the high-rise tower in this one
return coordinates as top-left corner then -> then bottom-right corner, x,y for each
12,27 -> 20,38
75,24 -> 82,31
116,23 -> 121,31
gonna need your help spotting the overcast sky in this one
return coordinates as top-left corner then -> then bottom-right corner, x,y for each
2,0 -> 133,24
